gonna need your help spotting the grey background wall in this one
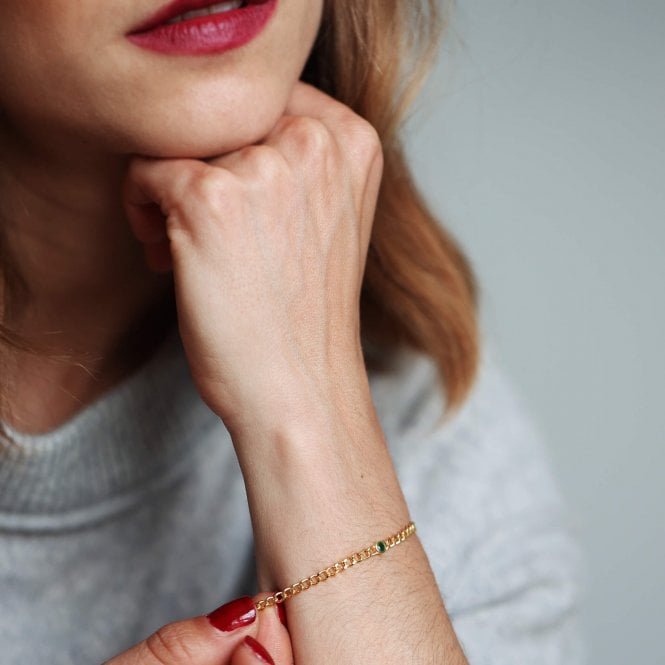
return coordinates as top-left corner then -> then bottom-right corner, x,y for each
404,1 -> 664,663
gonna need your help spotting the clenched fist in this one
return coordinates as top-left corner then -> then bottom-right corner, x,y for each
123,82 -> 383,437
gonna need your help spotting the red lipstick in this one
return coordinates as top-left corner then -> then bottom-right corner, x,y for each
127,0 -> 277,56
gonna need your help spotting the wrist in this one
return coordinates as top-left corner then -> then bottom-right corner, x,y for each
230,397 -> 410,589
228,363 -> 377,451
230,388 -> 384,482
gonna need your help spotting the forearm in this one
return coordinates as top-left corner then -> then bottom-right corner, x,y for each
232,376 -> 469,664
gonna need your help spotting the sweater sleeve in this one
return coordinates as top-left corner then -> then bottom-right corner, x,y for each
373,343 -> 588,665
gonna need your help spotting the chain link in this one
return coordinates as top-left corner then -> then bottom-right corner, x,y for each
254,521 -> 416,612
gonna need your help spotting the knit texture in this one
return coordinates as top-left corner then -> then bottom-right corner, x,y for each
0,330 -> 588,664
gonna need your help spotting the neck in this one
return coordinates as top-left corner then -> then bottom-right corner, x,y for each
0,129 -> 175,432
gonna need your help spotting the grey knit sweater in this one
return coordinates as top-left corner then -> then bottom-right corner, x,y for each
0,331 -> 587,664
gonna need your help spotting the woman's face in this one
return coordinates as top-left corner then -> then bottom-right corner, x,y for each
0,0 -> 324,158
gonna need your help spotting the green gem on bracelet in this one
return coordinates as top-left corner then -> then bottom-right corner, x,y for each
376,540 -> 387,553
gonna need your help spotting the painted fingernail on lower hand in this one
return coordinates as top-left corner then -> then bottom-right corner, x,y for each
244,636 -> 275,664
206,596 -> 257,632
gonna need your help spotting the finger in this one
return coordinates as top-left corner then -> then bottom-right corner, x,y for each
275,82 -> 384,256
126,201 -> 167,242
123,156 -> 209,213
277,82 -> 383,181
249,594 -> 293,665
123,155 -> 236,254
104,596 -> 260,665
143,239 -> 174,273
121,194 -> 172,273
231,636 -> 276,665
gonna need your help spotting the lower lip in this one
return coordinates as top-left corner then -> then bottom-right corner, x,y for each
127,0 -> 277,56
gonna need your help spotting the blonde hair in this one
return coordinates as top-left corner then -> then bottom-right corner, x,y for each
1,0 -> 479,440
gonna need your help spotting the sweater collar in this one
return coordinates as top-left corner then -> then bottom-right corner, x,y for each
0,328 -> 220,526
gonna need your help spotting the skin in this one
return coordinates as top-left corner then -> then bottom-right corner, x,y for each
0,1 -> 470,663
0,0 -> 322,430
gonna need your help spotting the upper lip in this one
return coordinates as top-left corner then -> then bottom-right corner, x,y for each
129,0 -> 248,34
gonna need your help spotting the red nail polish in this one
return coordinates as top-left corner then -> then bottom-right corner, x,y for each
244,636 -> 275,664
277,602 -> 287,628
206,596 -> 256,632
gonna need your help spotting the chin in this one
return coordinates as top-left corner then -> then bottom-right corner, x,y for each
115,88 -> 289,160
131,121 -> 274,160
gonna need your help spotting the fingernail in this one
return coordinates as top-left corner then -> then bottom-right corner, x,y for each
244,636 -> 275,664
276,602 -> 287,628
206,596 -> 256,632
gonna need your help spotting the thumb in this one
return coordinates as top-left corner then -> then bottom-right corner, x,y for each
230,594 -> 293,665
104,596 -> 260,665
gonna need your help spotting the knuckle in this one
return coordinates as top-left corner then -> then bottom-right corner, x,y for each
142,623 -> 200,665
250,145 -> 289,183
254,146 -> 286,180
283,115 -> 332,153
187,167 -> 228,206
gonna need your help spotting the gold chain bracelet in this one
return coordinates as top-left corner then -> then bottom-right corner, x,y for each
255,521 -> 416,612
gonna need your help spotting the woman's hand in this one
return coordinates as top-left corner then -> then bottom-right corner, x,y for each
104,594 -> 291,665
123,82 -> 383,436
121,83 -> 465,665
